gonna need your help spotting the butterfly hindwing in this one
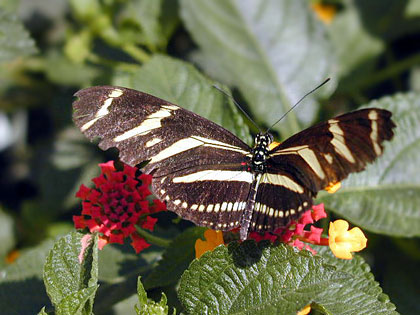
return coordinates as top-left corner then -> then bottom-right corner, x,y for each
250,170 -> 314,232
153,165 -> 252,230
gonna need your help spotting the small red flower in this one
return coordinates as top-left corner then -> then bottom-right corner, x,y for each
248,203 -> 329,254
73,161 -> 166,253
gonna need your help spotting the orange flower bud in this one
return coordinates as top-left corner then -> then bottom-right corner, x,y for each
311,3 -> 337,24
297,304 -> 311,315
325,181 -> 341,193
195,229 -> 224,259
329,220 -> 367,259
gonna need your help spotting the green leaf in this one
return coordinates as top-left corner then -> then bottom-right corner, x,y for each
0,8 -> 37,61
381,240 -> 420,315
136,277 -> 171,315
69,0 -> 102,21
64,29 -> 92,63
405,0 -> 420,17
110,294 -> 139,315
355,0 -> 420,41
329,0 -> 384,91
180,0 -> 335,137
94,245 -> 163,313
113,54 -> 252,144
43,232 -> 98,314
44,51 -> 100,86
315,246 -> 398,314
144,227 -> 206,289
318,92 -> 420,237
179,242 -> 343,314
410,66 -> 420,93
0,0 -> 19,12
98,244 -> 161,283
34,126 -> 102,211
38,306 -> 48,315
56,286 -> 98,315
120,0 -> 164,50
0,207 -> 15,260
179,242 -> 397,314
0,239 -> 54,314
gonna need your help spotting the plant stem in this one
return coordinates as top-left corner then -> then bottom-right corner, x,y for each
135,226 -> 171,248
122,44 -> 151,63
357,53 -> 420,90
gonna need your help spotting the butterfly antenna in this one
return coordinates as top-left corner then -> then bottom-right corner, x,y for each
213,85 -> 261,133
266,78 -> 330,133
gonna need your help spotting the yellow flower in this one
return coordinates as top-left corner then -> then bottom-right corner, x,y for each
329,220 -> 367,259
195,229 -> 225,259
311,2 -> 337,24
297,304 -> 311,315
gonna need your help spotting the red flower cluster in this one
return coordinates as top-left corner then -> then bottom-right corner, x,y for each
73,161 -> 166,253
249,204 -> 328,254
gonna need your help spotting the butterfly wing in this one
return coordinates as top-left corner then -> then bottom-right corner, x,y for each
73,86 -> 253,230
250,108 -> 396,232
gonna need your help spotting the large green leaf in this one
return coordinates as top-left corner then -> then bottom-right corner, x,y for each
315,246 -> 397,314
43,232 -> 98,314
56,286 -> 98,315
94,244 -> 164,313
119,0 -> 179,50
0,9 -> 37,61
355,0 -> 420,41
33,126 -> 103,212
318,93 -> 420,237
329,0 -> 384,92
113,54 -> 252,144
136,277 -> 172,315
0,240 -> 53,314
144,227 -> 205,289
178,242 -> 397,314
180,0 -> 335,137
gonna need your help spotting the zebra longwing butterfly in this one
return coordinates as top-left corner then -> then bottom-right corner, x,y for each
73,86 -> 395,240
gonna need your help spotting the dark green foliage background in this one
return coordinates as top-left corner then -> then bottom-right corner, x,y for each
0,0 -> 419,314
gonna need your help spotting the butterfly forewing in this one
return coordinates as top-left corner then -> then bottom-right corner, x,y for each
270,108 -> 395,192
73,86 -> 253,230
73,86 -> 250,170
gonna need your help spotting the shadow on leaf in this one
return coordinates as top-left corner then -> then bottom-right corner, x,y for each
229,240 -> 271,268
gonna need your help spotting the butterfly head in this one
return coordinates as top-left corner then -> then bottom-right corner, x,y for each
254,132 -> 273,147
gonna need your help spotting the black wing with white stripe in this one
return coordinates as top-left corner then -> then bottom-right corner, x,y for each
248,108 -> 395,232
73,86 -> 253,230
73,85 -> 396,239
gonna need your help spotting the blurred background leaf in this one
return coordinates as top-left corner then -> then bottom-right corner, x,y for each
0,8 -> 37,62
181,0 -> 336,137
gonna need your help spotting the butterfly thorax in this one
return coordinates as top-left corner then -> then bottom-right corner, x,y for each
251,133 -> 274,173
